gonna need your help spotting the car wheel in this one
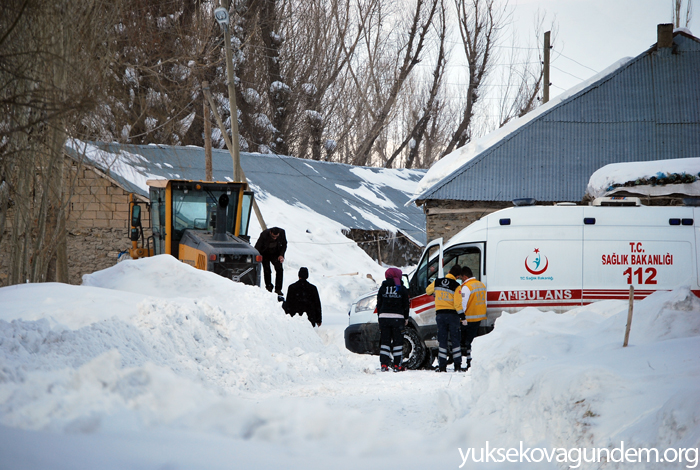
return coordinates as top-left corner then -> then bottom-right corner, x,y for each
401,327 -> 426,370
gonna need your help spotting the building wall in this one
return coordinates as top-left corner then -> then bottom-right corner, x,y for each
422,199 -> 511,243
0,158 -> 149,287
344,229 -> 423,267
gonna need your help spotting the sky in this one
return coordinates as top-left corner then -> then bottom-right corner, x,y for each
511,0 -> 698,95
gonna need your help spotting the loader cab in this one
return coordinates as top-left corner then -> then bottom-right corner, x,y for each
147,179 -> 254,259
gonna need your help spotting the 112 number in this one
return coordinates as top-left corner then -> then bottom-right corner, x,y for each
623,267 -> 657,285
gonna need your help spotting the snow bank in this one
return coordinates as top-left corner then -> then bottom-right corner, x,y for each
587,157 -> 700,198
0,256 -> 376,437
247,190 -> 387,324
444,288 -> 700,468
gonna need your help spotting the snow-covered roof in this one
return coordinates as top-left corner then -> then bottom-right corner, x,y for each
587,157 -> 700,198
65,141 -> 427,245
410,30 -> 700,205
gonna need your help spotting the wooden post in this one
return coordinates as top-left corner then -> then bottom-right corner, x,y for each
623,285 -> 634,347
376,233 -> 382,265
202,83 -> 267,231
543,31 -> 551,104
203,81 -> 213,181
220,0 -> 242,182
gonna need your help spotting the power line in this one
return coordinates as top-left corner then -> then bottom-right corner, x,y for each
551,65 -> 585,81
554,52 -> 598,73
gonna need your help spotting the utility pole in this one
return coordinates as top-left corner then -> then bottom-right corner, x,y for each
212,4 -> 266,231
214,3 -> 242,182
202,83 -> 267,231
543,30 -> 551,104
203,81 -> 213,181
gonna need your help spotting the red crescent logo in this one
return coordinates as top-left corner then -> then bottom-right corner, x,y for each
525,256 -> 548,275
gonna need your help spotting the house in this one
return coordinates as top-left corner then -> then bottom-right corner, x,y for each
0,142 -> 426,285
410,25 -> 700,243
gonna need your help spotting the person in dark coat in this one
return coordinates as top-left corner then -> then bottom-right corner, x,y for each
377,267 -> 410,372
283,267 -> 322,327
254,226 -> 287,294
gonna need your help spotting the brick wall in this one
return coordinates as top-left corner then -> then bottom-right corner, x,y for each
422,199 -> 511,243
0,158 -> 150,286
344,229 -> 424,267
66,160 -> 150,284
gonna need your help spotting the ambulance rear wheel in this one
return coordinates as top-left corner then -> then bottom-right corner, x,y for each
402,327 -> 426,370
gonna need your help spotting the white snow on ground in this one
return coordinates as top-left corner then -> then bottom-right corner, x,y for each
409,57 -> 633,203
1,178 -> 700,469
587,158 -> 700,198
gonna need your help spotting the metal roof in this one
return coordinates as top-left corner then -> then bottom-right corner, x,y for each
65,142 -> 428,245
417,32 -> 700,204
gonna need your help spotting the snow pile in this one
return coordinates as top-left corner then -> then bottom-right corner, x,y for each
587,157 -> 700,198
2,156 -> 700,468
246,191 -> 387,320
0,256 -> 376,432
410,57 -> 633,203
444,288 -> 700,468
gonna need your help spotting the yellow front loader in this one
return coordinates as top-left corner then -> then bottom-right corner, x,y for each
128,179 -> 262,285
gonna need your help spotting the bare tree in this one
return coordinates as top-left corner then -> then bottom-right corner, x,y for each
441,0 -> 505,158
289,0 -> 373,160
350,0 -> 441,166
1,0 -> 119,286
674,0 -> 693,28
385,0 -> 449,169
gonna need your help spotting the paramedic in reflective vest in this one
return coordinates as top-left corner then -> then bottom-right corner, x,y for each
426,264 -> 464,372
459,266 -> 487,370
377,267 -> 410,372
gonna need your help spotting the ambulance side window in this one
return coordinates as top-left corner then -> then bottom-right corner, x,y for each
411,245 -> 441,296
444,246 -> 482,281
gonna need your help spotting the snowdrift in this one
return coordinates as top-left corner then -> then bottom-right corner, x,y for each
0,256 -> 375,440
2,255 -> 699,469
443,288 -> 700,468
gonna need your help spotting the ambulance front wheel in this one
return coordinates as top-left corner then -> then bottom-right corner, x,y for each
402,327 -> 426,370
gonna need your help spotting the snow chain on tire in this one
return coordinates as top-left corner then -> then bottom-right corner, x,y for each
401,327 -> 426,370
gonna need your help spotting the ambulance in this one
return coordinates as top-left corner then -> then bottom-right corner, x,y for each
344,197 -> 700,369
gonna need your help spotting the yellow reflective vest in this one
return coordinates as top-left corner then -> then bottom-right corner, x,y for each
426,273 -> 464,315
460,277 -> 487,322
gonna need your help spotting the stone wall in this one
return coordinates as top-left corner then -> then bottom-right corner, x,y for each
65,160 -> 150,284
422,199 -> 511,243
344,229 -> 423,267
0,158 -> 149,286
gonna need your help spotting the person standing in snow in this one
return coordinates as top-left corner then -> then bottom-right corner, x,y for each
377,267 -> 410,372
283,267 -> 322,327
426,264 -> 464,372
459,266 -> 486,371
255,226 -> 287,295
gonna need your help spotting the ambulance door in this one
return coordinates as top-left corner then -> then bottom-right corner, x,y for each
409,238 -> 443,297
408,238 -> 443,327
583,205 -> 695,302
696,207 -> 700,292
